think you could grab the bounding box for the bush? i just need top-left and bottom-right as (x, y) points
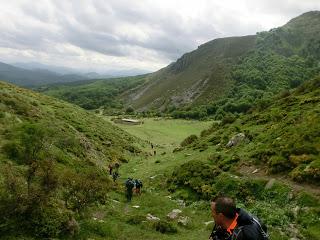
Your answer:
(180, 135), (198, 147)
(168, 160), (221, 199)
(80, 220), (114, 237)
(296, 192), (320, 207)
(153, 220), (177, 234)
(221, 113), (236, 125)
(30, 206), (70, 238)
(61, 168), (111, 211)
(2, 141), (22, 161)
(125, 106), (135, 114)
(268, 155), (292, 173)
(126, 215), (146, 225)
(290, 160), (320, 184)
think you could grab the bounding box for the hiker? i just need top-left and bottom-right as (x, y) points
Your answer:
(112, 171), (119, 182)
(151, 143), (154, 149)
(125, 178), (135, 202)
(114, 162), (120, 171)
(108, 163), (113, 175)
(134, 179), (143, 195)
(209, 196), (268, 240)
(154, 150), (156, 156)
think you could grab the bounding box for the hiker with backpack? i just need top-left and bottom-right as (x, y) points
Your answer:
(125, 178), (135, 202)
(112, 171), (119, 182)
(134, 179), (143, 195)
(209, 196), (268, 240)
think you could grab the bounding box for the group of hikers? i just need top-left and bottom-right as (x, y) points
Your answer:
(107, 162), (143, 202)
(125, 177), (143, 202)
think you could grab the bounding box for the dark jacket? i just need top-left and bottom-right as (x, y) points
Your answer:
(209, 208), (268, 240)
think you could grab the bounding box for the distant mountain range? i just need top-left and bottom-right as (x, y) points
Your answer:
(0, 62), (90, 87)
(0, 61), (149, 87)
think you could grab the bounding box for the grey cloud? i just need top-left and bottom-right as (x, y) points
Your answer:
(2, 0), (320, 72)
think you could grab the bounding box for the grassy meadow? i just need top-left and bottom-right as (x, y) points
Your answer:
(108, 117), (212, 149)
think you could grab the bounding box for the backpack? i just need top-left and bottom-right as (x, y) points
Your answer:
(135, 179), (142, 188)
(231, 216), (269, 240)
(252, 217), (269, 240)
(125, 179), (134, 189)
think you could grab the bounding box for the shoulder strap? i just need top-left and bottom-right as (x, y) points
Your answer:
(252, 217), (269, 240)
(231, 226), (244, 240)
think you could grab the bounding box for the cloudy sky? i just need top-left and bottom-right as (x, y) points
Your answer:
(1, 0), (320, 73)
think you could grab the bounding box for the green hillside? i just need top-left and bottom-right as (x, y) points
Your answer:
(164, 76), (320, 239)
(172, 76), (320, 186)
(0, 81), (140, 238)
(131, 11), (320, 113)
(39, 75), (148, 113)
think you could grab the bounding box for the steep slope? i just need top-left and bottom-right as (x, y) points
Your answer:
(0, 81), (140, 238)
(128, 35), (256, 110)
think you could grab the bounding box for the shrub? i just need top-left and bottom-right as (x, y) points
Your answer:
(125, 106), (135, 114)
(297, 192), (320, 207)
(180, 135), (198, 147)
(153, 220), (177, 234)
(208, 135), (221, 145)
(168, 160), (221, 198)
(61, 168), (111, 211)
(268, 155), (292, 173)
(80, 220), (114, 237)
(221, 113), (236, 125)
(126, 215), (146, 225)
(30, 206), (70, 238)
(2, 141), (23, 161)
(290, 160), (320, 184)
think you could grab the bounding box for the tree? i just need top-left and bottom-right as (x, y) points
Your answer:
(125, 106), (135, 114)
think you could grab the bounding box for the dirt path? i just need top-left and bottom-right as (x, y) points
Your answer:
(238, 164), (320, 196)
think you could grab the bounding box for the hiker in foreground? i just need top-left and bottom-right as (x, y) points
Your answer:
(125, 178), (135, 202)
(209, 196), (268, 240)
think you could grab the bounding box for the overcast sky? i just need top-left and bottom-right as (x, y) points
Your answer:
(1, 0), (320, 73)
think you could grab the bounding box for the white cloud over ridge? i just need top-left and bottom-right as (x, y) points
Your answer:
(0, 0), (319, 73)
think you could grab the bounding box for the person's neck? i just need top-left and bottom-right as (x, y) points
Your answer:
(223, 213), (239, 231)
(222, 218), (234, 230)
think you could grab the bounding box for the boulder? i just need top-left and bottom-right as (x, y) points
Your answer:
(177, 216), (190, 226)
(226, 133), (246, 147)
(167, 209), (182, 220)
(146, 213), (160, 221)
(265, 178), (276, 189)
